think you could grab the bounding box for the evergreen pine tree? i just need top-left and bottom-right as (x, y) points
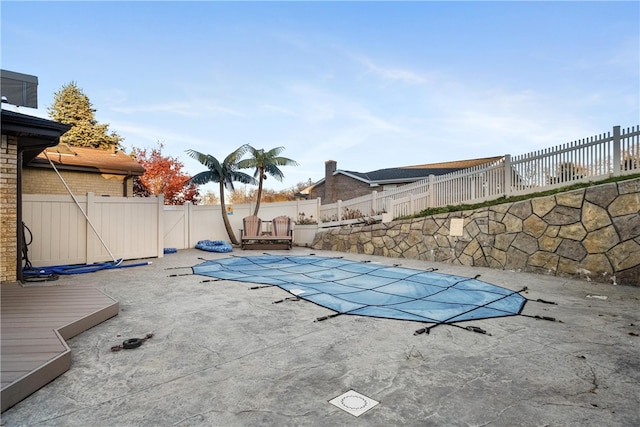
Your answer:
(48, 82), (123, 150)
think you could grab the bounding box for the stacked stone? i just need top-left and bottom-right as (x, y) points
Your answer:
(312, 178), (640, 286)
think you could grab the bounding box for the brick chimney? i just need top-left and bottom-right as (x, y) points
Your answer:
(324, 160), (337, 204)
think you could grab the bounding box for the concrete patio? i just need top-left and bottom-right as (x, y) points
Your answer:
(1, 247), (639, 426)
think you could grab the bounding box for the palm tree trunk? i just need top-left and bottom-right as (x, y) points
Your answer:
(219, 181), (239, 245)
(252, 167), (264, 216)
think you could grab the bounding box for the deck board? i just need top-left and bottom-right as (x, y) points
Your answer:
(1, 282), (119, 412)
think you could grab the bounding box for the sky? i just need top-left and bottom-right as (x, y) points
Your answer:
(2, 1), (638, 194)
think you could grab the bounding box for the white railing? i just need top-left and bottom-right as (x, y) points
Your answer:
(507, 125), (639, 195)
(318, 192), (382, 222)
(429, 158), (506, 207)
(318, 125), (639, 223)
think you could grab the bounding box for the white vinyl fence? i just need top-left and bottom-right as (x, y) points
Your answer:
(163, 198), (321, 249)
(319, 125), (640, 221)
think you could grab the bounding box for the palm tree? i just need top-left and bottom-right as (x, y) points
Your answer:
(237, 146), (298, 216)
(186, 145), (257, 245)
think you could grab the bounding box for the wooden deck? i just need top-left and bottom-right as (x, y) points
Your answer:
(1, 282), (119, 412)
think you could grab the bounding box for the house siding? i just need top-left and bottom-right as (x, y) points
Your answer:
(22, 168), (133, 197)
(1, 135), (18, 282)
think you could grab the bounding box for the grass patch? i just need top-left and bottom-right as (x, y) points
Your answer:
(400, 173), (640, 220)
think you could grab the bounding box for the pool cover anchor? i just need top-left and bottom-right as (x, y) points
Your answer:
(315, 313), (342, 322)
(465, 325), (491, 335)
(273, 297), (300, 304)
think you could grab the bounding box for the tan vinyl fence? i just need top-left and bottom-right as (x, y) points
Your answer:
(22, 195), (321, 267)
(22, 193), (165, 266)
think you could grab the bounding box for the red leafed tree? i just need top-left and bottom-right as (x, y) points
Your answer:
(132, 142), (199, 205)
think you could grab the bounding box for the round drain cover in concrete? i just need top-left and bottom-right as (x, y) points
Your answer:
(329, 390), (379, 417)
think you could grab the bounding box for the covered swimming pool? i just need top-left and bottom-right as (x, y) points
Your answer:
(192, 255), (528, 334)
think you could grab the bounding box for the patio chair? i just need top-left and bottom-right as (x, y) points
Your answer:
(271, 215), (293, 249)
(240, 215), (292, 250)
(240, 215), (262, 249)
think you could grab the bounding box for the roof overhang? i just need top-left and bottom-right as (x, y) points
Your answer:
(27, 143), (146, 176)
(334, 170), (433, 187)
(368, 177), (431, 186)
(1, 108), (71, 163)
(26, 160), (145, 176)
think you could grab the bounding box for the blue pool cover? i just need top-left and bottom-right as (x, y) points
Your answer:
(192, 255), (527, 330)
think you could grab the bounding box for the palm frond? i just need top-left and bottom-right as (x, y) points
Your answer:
(230, 171), (258, 186)
(263, 164), (285, 181)
(223, 144), (250, 167)
(265, 146), (285, 157)
(273, 156), (299, 167)
(186, 149), (222, 172)
(237, 158), (257, 170)
(189, 170), (220, 185)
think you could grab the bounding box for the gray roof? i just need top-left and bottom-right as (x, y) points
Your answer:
(339, 156), (504, 185)
(305, 156), (504, 192)
(343, 166), (469, 183)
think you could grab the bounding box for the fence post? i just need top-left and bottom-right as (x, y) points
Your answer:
(470, 176), (476, 200)
(157, 195), (165, 258)
(188, 202), (196, 248)
(613, 125), (621, 177)
(428, 174), (435, 207)
(371, 191), (377, 216)
(184, 200), (191, 250)
(337, 200), (342, 222)
(316, 197), (321, 222)
(86, 192), (96, 264)
(386, 198), (395, 219)
(503, 154), (512, 197)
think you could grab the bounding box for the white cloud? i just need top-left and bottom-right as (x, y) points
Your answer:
(355, 55), (429, 85)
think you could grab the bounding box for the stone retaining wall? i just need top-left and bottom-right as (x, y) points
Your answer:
(312, 178), (640, 286)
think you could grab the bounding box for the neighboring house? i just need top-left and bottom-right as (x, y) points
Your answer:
(1, 103), (70, 283)
(24, 143), (145, 197)
(308, 157), (503, 205)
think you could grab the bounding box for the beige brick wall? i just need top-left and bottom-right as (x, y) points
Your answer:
(22, 168), (134, 197)
(1, 135), (18, 283)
